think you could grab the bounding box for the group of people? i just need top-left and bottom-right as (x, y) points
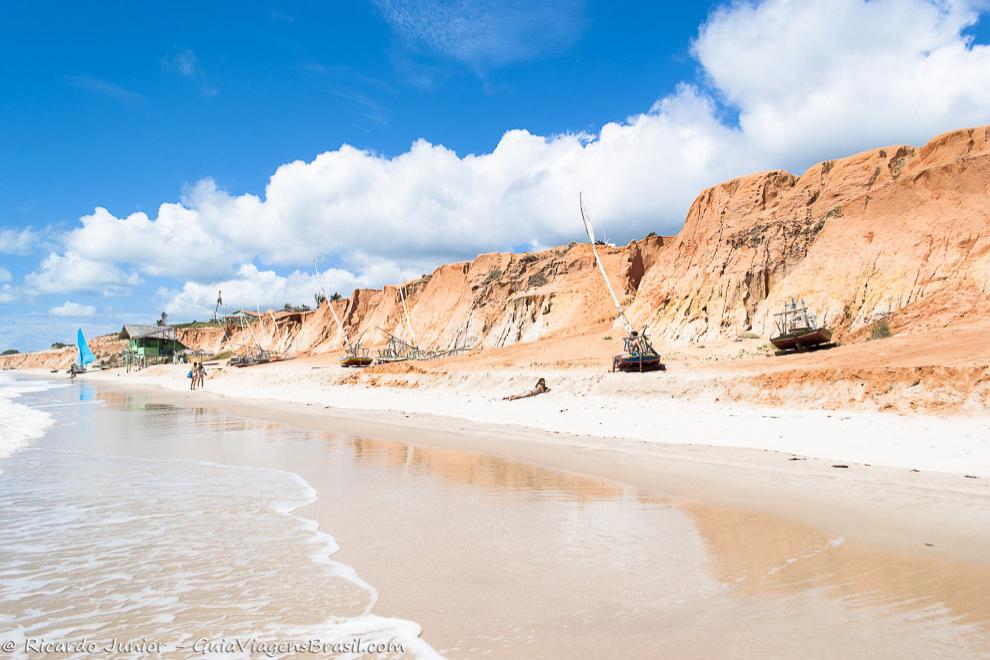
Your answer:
(189, 362), (207, 390)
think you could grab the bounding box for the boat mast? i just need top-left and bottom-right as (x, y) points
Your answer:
(242, 305), (264, 354)
(313, 258), (354, 352)
(580, 193), (634, 335)
(267, 310), (280, 349)
(398, 283), (418, 350)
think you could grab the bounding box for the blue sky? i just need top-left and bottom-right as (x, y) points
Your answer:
(1, 2), (706, 231)
(2, 0), (989, 351)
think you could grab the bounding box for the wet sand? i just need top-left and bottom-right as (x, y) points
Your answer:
(37, 378), (990, 658)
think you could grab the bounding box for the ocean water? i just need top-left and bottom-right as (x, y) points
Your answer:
(0, 373), (64, 465)
(1, 372), (988, 658)
(0, 373), (437, 658)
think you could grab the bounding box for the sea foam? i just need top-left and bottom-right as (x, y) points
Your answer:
(0, 439), (441, 658)
(0, 373), (61, 464)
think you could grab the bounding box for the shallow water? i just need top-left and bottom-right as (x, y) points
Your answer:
(1, 374), (988, 658)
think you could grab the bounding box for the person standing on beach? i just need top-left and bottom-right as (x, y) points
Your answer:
(197, 363), (206, 390)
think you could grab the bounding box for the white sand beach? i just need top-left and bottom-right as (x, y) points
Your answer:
(20, 365), (990, 657)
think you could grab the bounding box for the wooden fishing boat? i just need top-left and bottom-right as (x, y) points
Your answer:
(233, 357), (270, 368)
(613, 352), (666, 372)
(230, 349), (272, 368)
(770, 327), (833, 352)
(770, 299), (835, 354)
(339, 338), (373, 368)
(611, 333), (666, 372)
(580, 194), (666, 374)
(340, 355), (373, 368)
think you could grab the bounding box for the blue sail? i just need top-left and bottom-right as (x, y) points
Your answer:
(77, 329), (96, 366)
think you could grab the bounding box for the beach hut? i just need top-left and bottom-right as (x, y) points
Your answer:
(119, 325), (188, 366)
(223, 309), (260, 323)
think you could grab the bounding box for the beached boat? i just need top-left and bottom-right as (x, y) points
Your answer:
(770, 299), (835, 353)
(69, 328), (97, 375)
(313, 259), (375, 369)
(230, 348), (273, 368)
(611, 332), (665, 372)
(580, 194), (666, 373)
(340, 338), (373, 368)
(340, 355), (374, 368)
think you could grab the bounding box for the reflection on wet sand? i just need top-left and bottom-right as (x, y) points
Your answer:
(347, 436), (626, 502)
(683, 504), (990, 630)
(81, 386), (990, 652)
(96, 389), (256, 433)
(345, 436), (990, 635)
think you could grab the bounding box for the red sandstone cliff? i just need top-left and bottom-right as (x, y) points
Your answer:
(168, 237), (666, 357)
(627, 125), (990, 342)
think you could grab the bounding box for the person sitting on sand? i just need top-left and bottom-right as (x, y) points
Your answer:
(503, 377), (550, 401)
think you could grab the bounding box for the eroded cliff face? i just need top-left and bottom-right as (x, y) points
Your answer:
(626, 126), (990, 342)
(320, 238), (665, 353)
(168, 237), (666, 357)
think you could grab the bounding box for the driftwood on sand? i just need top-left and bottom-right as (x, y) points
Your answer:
(504, 378), (550, 401)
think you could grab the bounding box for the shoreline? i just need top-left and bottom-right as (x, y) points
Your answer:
(49, 367), (990, 568)
(55, 358), (990, 476)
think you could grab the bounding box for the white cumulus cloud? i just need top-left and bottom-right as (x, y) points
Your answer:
(0, 227), (38, 254)
(694, 0), (990, 167)
(51, 84), (748, 291)
(65, 205), (244, 279)
(26, 252), (142, 295)
(49, 301), (97, 317)
(158, 258), (415, 317)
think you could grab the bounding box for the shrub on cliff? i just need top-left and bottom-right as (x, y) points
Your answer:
(869, 318), (892, 340)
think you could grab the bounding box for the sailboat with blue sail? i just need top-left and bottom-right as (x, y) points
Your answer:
(72, 328), (96, 374)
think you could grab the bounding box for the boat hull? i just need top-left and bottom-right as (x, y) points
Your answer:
(233, 359), (269, 368)
(770, 327), (833, 352)
(613, 354), (666, 373)
(340, 356), (373, 368)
